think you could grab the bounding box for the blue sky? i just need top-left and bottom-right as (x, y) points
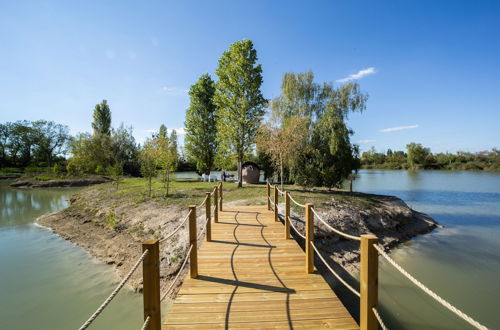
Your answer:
(1, 0), (499, 153)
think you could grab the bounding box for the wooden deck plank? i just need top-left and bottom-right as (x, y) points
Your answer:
(163, 205), (358, 329)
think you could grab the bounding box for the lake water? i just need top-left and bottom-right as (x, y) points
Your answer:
(0, 181), (142, 330)
(348, 170), (500, 330)
(1, 171), (498, 329)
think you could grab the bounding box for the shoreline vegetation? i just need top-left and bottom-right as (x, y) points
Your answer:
(361, 144), (500, 172)
(35, 177), (437, 295)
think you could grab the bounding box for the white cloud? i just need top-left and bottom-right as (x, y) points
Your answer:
(380, 125), (419, 133)
(357, 139), (376, 144)
(161, 86), (188, 95)
(337, 67), (376, 83)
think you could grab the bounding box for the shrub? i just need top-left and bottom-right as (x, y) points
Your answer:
(105, 212), (117, 229)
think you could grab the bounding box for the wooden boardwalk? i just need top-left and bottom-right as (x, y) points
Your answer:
(163, 205), (359, 329)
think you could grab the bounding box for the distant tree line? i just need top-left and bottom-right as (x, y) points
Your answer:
(361, 143), (500, 171)
(0, 120), (70, 169)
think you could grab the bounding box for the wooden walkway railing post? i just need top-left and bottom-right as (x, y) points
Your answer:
(214, 188), (218, 223)
(360, 234), (378, 330)
(285, 191), (291, 239)
(142, 239), (161, 330)
(267, 182), (271, 210)
(219, 182), (223, 211)
(205, 192), (211, 242)
(274, 185), (278, 222)
(189, 205), (198, 278)
(305, 203), (314, 274)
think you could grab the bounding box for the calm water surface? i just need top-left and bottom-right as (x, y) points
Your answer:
(0, 181), (142, 330)
(348, 170), (500, 330)
(1, 171), (498, 329)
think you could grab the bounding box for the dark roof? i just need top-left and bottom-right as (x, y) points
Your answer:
(242, 161), (260, 169)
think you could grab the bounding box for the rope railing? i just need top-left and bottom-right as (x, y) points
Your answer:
(160, 244), (193, 302)
(373, 244), (488, 330)
(159, 210), (191, 243)
(311, 207), (361, 241)
(196, 194), (208, 208)
(197, 217), (210, 240)
(288, 217), (306, 239)
(140, 316), (151, 330)
(288, 194), (306, 208)
(79, 249), (150, 330)
(372, 307), (388, 330)
(310, 241), (360, 297)
(276, 186), (285, 196)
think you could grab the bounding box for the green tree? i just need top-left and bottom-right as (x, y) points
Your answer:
(32, 120), (70, 167)
(214, 40), (266, 187)
(92, 100), (112, 136)
(185, 74), (218, 175)
(140, 139), (157, 197)
(406, 142), (430, 168)
(154, 127), (179, 196)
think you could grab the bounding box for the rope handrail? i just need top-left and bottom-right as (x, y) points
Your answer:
(311, 207), (361, 241)
(276, 186), (285, 196)
(79, 249), (149, 330)
(288, 194), (306, 208)
(197, 217), (210, 240)
(197, 194), (208, 208)
(160, 244), (193, 302)
(373, 244), (488, 330)
(310, 241), (360, 297)
(140, 316), (151, 330)
(372, 307), (388, 330)
(159, 210), (192, 243)
(288, 217), (306, 239)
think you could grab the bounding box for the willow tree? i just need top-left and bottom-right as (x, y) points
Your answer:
(185, 74), (218, 175)
(270, 71), (367, 189)
(214, 40), (266, 187)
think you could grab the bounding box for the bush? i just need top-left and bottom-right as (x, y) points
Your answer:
(105, 212), (117, 229)
(67, 161), (78, 176)
(95, 165), (105, 175)
(52, 164), (64, 175)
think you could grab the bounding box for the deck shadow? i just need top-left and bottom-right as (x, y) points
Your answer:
(211, 239), (276, 248)
(195, 275), (296, 293)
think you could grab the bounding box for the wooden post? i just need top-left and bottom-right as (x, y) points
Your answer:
(285, 192), (291, 239)
(274, 185), (278, 222)
(219, 182), (223, 211)
(142, 240), (161, 330)
(189, 205), (198, 278)
(360, 234), (378, 330)
(305, 203), (314, 274)
(214, 188), (218, 223)
(267, 182), (271, 210)
(205, 192), (211, 242)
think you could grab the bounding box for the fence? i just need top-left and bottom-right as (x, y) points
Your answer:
(78, 182), (224, 330)
(266, 182), (488, 330)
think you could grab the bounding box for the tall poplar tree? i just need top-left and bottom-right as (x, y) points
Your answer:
(184, 74), (218, 175)
(92, 100), (111, 136)
(214, 40), (266, 187)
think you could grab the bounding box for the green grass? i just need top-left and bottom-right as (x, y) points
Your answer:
(90, 177), (381, 211)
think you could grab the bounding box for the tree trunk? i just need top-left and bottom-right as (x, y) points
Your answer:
(237, 158), (242, 188)
(279, 154), (284, 192)
(166, 171), (170, 197)
(148, 176), (152, 197)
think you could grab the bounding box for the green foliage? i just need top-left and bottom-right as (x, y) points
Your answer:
(66, 160), (78, 176)
(154, 127), (179, 196)
(95, 165), (105, 175)
(406, 143), (431, 168)
(105, 211), (117, 229)
(214, 39), (266, 187)
(263, 71), (367, 189)
(185, 74), (218, 175)
(139, 139), (157, 197)
(52, 163), (64, 175)
(92, 100), (111, 136)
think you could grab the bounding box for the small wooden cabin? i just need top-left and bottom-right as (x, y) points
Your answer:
(242, 161), (260, 184)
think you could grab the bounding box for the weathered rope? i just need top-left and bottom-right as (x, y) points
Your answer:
(310, 241), (360, 297)
(372, 307), (388, 330)
(197, 195), (208, 208)
(288, 194), (306, 208)
(79, 249), (149, 330)
(374, 244), (488, 330)
(160, 244), (193, 302)
(159, 210), (191, 243)
(288, 217), (306, 239)
(311, 208), (361, 241)
(140, 316), (151, 330)
(276, 187), (285, 196)
(197, 217), (210, 240)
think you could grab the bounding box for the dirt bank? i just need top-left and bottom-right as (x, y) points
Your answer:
(10, 177), (110, 188)
(37, 184), (438, 299)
